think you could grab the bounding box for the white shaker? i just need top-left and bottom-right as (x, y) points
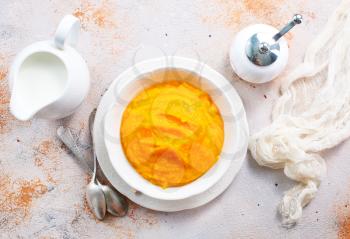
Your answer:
(230, 14), (303, 83)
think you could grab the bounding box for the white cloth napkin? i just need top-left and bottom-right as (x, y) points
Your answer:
(249, 0), (350, 227)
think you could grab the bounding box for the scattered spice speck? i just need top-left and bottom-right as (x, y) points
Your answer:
(336, 199), (350, 239)
(264, 94), (267, 99)
(0, 82), (10, 105)
(127, 203), (159, 226)
(0, 108), (15, 134)
(0, 68), (8, 81)
(73, 0), (117, 30)
(34, 157), (43, 167)
(0, 174), (48, 221)
(243, 0), (287, 25)
(37, 140), (55, 155)
(201, 0), (302, 32)
(338, 214), (350, 239)
(0, 63), (9, 105)
(0, 55), (14, 134)
(33, 139), (64, 185)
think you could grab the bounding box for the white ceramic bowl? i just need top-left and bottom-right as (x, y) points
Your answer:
(103, 56), (246, 201)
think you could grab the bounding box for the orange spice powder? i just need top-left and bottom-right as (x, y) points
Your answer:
(73, 0), (117, 30)
(0, 174), (48, 218)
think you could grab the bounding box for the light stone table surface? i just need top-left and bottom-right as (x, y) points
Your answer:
(1, 0), (349, 238)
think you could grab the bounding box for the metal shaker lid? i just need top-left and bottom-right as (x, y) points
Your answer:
(245, 14), (303, 66)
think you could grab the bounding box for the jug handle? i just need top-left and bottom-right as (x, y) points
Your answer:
(54, 15), (80, 50)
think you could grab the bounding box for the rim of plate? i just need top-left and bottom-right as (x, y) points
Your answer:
(103, 56), (247, 201)
(94, 70), (249, 211)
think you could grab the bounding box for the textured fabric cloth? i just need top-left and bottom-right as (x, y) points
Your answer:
(249, 0), (350, 227)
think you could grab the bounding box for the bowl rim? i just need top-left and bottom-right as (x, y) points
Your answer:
(103, 56), (247, 201)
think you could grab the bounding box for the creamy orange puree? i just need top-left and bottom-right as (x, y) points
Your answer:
(120, 72), (224, 188)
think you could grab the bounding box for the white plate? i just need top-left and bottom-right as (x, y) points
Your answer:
(94, 58), (249, 211)
(103, 57), (242, 200)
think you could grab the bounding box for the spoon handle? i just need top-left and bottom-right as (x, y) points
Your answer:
(57, 126), (94, 173)
(88, 109), (99, 183)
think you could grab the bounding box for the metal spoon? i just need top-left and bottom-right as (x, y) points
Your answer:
(88, 109), (128, 217)
(57, 125), (129, 218)
(86, 152), (107, 220)
(57, 125), (106, 220)
(57, 110), (128, 218)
